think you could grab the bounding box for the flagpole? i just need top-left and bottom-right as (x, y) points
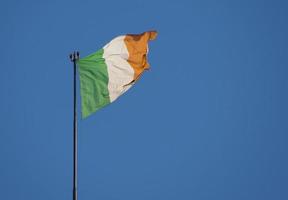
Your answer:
(70, 51), (79, 200)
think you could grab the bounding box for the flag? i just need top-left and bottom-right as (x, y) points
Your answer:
(77, 31), (157, 118)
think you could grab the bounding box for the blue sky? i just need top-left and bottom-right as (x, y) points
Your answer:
(1, 0), (288, 199)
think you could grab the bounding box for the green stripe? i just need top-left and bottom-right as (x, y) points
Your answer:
(77, 49), (110, 118)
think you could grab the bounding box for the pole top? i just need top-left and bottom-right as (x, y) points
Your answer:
(70, 51), (80, 62)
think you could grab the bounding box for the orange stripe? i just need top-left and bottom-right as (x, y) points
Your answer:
(124, 31), (157, 81)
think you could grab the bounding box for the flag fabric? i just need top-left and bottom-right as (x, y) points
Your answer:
(77, 31), (157, 118)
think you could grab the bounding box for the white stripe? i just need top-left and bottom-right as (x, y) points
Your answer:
(103, 36), (134, 102)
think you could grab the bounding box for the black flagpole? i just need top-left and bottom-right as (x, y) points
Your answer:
(70, 51), (79, 200)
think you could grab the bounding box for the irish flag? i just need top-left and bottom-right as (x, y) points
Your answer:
(77, 31), (157, 118)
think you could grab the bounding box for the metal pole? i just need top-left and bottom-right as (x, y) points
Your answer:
(70, 51), (79, 200)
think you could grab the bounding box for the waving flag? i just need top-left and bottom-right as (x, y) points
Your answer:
(77, 31), (157, 118)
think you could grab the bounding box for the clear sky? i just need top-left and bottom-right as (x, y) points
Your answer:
(1, 0), (288, 199)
